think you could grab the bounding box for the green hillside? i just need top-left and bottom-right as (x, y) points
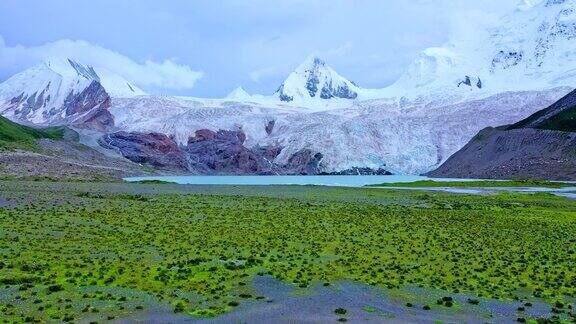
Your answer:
(509, 89), (576, 132)
(536, 105), (576, 132)
(0, 116), (64, 150)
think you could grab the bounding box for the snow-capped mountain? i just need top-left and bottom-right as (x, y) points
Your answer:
(264, 0), (576, 107)
(491, 0), (576, 83)
(0, 0), (575, 174)
(275, 56), (359, 103)
(393, 0), (576, 98)
(0, 58), (144, 127)
(109, 87), (567, 174)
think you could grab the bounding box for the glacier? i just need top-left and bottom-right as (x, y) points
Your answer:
(0, 0), (575, 174)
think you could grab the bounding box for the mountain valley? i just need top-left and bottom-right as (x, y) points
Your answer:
(1, 0), (575, 177)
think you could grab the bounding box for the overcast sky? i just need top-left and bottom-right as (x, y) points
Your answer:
(0, 0), (521, 97)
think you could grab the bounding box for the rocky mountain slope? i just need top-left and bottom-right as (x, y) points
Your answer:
(428, 89), (576, 180)
(0, 115), (152, 181)
(0, 0), (575, 175)
(108, 87), (567, 174)
(99, 129), (328, 175)
(0, 58), (143, 130)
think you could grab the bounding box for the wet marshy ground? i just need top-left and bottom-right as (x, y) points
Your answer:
(0, 180), (574, 322)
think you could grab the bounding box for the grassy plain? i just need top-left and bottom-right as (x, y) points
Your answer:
(368, 179), (574, 188)
(0, 181), (575, 322)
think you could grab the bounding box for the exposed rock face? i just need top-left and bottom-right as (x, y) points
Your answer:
(265, 120), (275, 135)
(184, 130), (327, 175)
(457, 76), (482, 89)
(0, 60), (116, 131)
(491, 51), (524, 72)
(284, 149), (323, 175)
(64, 81), (106, 116)
(99, 132), (188, 171)
(4, 80), (113, 131)
(186, 129), (271, 174)
(254, 145), (282, 162)
(100, 128), (392, 175)
(77, 108), (114, 132)
(66, 82), (114, 131)
(429, 89), (576, 180)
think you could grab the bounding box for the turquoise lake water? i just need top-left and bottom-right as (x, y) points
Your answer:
(124, 175), (472, 187)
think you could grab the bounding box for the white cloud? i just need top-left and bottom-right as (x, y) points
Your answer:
(249, 66), (279, 83)
(0, 1), (522, 96)
(0, 36), (203, 91)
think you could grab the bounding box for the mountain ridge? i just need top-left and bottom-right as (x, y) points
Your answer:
(1, 1), (575, 175)
(428, 89), (576, 180)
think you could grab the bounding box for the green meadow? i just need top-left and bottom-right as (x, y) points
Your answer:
(0, 181), (575, 322)
(0, 116), (64, 151)
(368, 179), (575, 188)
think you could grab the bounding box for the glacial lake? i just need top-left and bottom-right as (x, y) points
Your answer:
(124, 175), (473, 187)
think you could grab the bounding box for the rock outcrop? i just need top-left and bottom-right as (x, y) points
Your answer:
(185, 129), (273, 174)
(428, 89), (576, 180)
(66, 81), (114, 131)
(284, 149), (324, 175)
(99, 132), (188, 171)
(100, 128), (392, 175)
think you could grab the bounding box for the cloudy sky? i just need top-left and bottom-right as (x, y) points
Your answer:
(0, 0), (521, 97)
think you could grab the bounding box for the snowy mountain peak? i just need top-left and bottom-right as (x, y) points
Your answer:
(275, 55), (359, 102)
(298, 55), (327, 71)
(42, 57), (145, 97)
(389, 0), (576, 99)
(226, 86), (251, 100)
(489, 0), (576, 80)
(44, 58), (101, 82)
(0, 58), (145, 126)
